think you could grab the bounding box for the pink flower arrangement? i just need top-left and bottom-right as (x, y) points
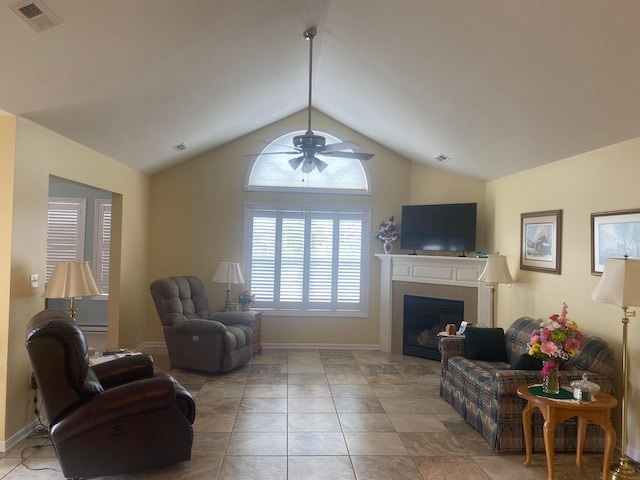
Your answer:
(238, 289), (255, 306)
(527, 303), (583, 367)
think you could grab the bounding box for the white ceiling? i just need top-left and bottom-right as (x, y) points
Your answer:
(1, 0), (639, 180)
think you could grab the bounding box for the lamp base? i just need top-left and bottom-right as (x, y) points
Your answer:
(224, 288), (232, 312)
(610, 458), (640, 480)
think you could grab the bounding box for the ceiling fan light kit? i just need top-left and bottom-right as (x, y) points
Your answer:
(276, 27), (373, 174)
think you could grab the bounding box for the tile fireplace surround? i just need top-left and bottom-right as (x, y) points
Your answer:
(376, 255), (490, 353)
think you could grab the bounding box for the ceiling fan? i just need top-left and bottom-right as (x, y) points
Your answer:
(264, 27), (374, 173)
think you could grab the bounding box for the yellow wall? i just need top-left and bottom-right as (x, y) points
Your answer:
(0, 114), (16, 441)
(147, 109), (487, 346)
(2, 117), (149, 443)
(486, 136), (640, 456)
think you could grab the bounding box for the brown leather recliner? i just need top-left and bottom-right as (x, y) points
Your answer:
(25, 310), (195, 479)
(150, 275), (254, 373)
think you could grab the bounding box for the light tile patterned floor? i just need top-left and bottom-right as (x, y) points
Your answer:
(2, 348), (628, 479)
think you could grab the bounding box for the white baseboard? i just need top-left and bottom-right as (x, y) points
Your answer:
(78, 325), (107, 333)
(136, 341), (381, 351)
(627, 443), (640, 463)
(136, 341), (166, 351)
(263, 343), (380, 350)
(1, 419), (40, 453)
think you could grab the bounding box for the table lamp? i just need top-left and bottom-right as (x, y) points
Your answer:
(478, 254), (514, 327)
(591, 256), (640, 480)
(43, 261), (104, 321)
(212, 262), (245, 311)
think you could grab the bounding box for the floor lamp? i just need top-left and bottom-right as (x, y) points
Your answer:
(212, 262), (245, 311)
(478, 254), (514, 327)
(43, 261), (104, 321)
(591, 256), (640, 480)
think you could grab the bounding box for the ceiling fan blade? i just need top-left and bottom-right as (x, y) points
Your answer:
(253, 150), (301, 156)
(318, 151), (374, 160)
(289, 156), (304, 170)
(316, 159), (328, 172)
(322, 141), (360, 152)
(301, 159), (316, 173)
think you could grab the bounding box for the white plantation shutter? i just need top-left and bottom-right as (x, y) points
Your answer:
(338, 217), (362, 303)
(93, 200), (111, 294)
(246, 206), (369, 314)
(46, 198), (86, 282)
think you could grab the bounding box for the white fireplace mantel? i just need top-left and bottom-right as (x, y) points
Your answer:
(376, 254), (490, 352)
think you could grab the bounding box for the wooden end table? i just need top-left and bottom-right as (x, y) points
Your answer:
(516, 384), (617, 480)
(250, 311), (262, 354)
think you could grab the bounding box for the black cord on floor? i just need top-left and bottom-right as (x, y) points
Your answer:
(20, 443), (62, 474)
(28, 378), (50, 439)
(19, 377), (61, 474)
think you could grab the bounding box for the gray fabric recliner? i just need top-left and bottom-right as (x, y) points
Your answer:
(150, 275), (253, 373)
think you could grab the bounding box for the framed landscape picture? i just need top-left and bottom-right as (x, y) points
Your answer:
(591, 208), (640, 275)
(520, 210), (562, 274)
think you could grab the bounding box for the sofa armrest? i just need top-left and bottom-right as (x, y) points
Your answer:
(51, 375), (189, 443)
(169, 318), (228, 335)
(209, 311), (254, 326)
(493, 369), (615, 396)
(439, 336), (465, 373)
(91, 354), (154, 389)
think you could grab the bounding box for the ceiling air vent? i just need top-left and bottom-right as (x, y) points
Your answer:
(172, 143), (189, 152)
(9, 0), (61, 33)
(434, 153), (451, 163)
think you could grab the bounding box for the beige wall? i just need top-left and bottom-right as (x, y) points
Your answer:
(486, 136), (640, 457)
(0, 114), (16, 441)
(1, 117), (149, 443)
(147, 109), (486, 346)
(409, 164), (487, 251)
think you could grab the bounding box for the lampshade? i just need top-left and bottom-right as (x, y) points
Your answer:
(212, 262), (245, 286)
(478, 255), (514, 284)
(43, 261), (103, 299)
(591, 257), (640, 307)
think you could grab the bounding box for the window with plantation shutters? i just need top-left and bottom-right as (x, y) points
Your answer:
(46, 198), (86, 282)
(245, 205), (369, 315)
(93, 199), (111, 295)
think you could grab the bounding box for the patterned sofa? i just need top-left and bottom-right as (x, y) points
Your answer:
(439, 316), (615, 452)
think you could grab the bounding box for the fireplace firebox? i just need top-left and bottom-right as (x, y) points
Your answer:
(403, 295), (464, 360)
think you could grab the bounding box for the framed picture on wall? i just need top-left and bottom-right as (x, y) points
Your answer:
(591, 208), (640, 275)
(520, 210), (562, 274)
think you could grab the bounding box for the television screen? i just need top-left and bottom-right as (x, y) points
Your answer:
(400, 203), (477, 253)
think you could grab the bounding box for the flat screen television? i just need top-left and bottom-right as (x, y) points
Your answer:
(400, 203), (477, 254)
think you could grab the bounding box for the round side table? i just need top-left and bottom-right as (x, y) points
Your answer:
(516, 384), (617, 480)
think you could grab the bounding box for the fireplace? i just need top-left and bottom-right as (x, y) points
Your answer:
(403, 295), (464, 360)
(376, 255), (489, 352)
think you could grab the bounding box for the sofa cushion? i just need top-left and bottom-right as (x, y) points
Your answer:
(509, 353), (543, 370)
(464, 327), (508, 362)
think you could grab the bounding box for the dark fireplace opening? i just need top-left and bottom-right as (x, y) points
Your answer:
(403, 295), (464, 360)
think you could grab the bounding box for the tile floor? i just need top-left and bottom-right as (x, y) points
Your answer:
(3, 348), (627, 479)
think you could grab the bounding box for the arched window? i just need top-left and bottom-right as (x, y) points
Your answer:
(246, 130), (371, 194)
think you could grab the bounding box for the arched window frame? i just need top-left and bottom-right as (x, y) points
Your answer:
(245, 129), (372, 195)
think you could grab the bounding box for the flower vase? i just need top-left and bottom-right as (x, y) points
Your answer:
(542, 362), (560, 394)
(383, 240), (392, 254)
(242, 303), (251, 311)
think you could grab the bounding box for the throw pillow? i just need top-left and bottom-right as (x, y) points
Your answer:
(464, 326), (508, 362)
(509, 353), (543, 370)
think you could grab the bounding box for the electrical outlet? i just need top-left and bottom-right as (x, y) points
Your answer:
(30, 274), (38, 288)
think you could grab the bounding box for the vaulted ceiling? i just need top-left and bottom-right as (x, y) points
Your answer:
(1, 0), (639, 180)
